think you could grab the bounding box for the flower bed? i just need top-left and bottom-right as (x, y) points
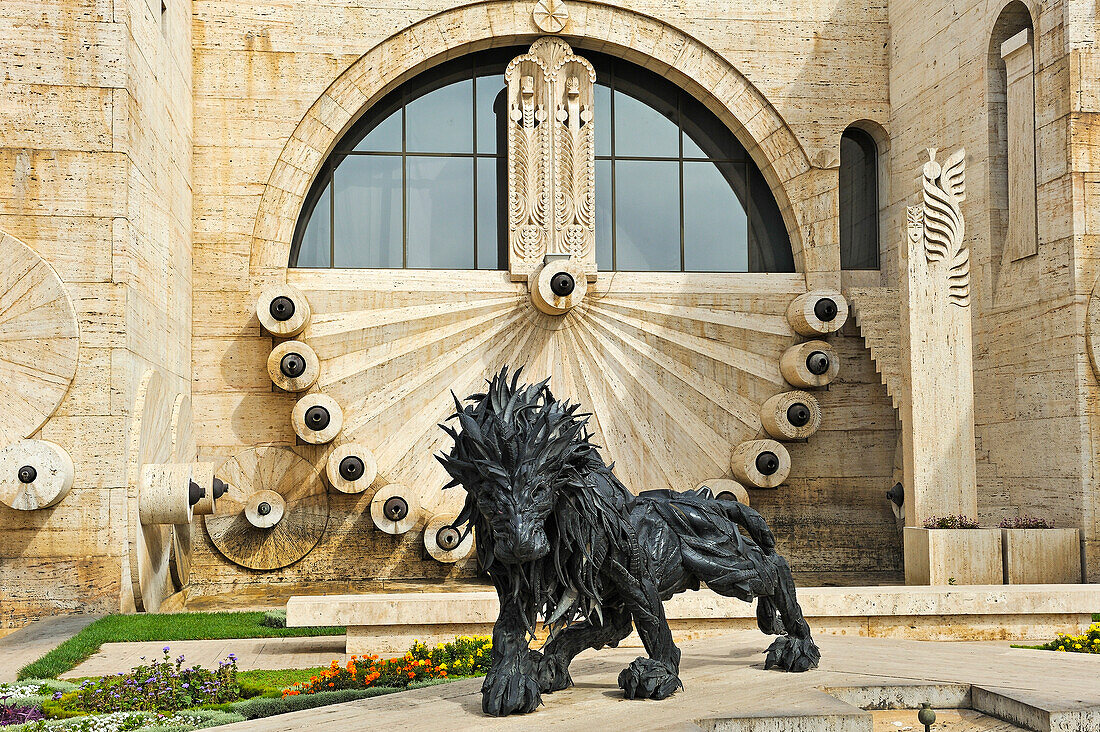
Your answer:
(51, 649), (239, 716)
(284, 636), (492, 697)
(1040, 622), (1100, 654)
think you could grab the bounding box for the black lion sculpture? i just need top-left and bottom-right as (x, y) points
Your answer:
(438, 367), (819, 717)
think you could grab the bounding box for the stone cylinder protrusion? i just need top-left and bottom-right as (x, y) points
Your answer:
(530, 256), (587, 315)
(139, 463), (195, 525)
(370, 483), (421, 535)
(0, 440), (74, 511)
(696, 478), (749, 506)
(730, 439), (791, 489)
(760, 391), (822, 440)
(267, 340), (320, 392)
(245, 489), (286, 528)
(780, 340), (840, 388)
(324, 442), (378, 494)
(786, 291), (848, 336)
(424, 514), (474, 563)
(291, 393), (343, 444)
(256, 285), (311, 337)
(189, 462), (230, 516)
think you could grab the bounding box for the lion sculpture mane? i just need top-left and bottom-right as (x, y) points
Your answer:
(438, 367), (820, 717)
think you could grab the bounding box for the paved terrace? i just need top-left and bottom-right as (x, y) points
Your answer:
(211, 631), (1100, 731)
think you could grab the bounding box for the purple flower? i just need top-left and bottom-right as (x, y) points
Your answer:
(163, 646), (170, 653)
(52, 692), (63, 700)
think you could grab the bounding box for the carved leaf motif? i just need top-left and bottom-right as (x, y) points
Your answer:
(921, 148), (969, 307)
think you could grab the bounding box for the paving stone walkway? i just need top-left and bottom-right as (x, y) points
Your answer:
(208, 631), (1100, 731)
(0, 615), (101, 682)
(61, 636), (348, 679)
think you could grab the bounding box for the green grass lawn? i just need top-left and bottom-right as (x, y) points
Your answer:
(236, 667), (327, 695)
(18, 612), (345, 681)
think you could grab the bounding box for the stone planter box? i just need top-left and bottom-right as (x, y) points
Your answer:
(904, 528), (1003, 585)
(1001, 528), (1082, 584)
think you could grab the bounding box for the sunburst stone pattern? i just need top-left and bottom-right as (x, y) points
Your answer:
(288, 269), (804, 510)
(0, 232), (79, 441)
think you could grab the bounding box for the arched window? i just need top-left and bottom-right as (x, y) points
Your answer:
(839, 127), (880, 270)
(291, 48), (794, 273)
(988, 2), (1037, 270)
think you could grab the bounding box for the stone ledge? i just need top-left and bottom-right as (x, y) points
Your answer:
(287, 585), (1100, 627)
(287, 585), (1100, 652)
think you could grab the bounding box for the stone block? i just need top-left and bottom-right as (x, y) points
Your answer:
(903, 528), (1003, 585)
(1001, 528), (1082, 584)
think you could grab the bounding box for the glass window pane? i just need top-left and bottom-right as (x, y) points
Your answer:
(477, 157), (503, 269)
(595, 159), (612, 270)
(295, 183), (331, 267)
(684, 162), (748, 272)
(406, 79), (473, 153)
(333, 155), (402, 267)
(353, 111), (402, 152)
(614, 160), (680, 270)
(681, 94), (746, 161)
(594, 83), (611, 156)
(840, 130), (880, 269)
(614, 90), (679, 158)
(477, 74), (505, 154)
(748, 166), (795, 272)
(407, 156), (474, 268)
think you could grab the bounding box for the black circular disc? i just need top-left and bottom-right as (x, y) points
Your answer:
(436, 525), (462, 551)
(383, 496), (409, 521)
(814, 297), (838, 322)
(339, 455), (365, 482)
(550, 272), (575, 297)
(269, 296), (296, 322)
(212, 477), (229, 500)
(715, 490), (738, 502)
(304, 405), (331, 431)
(755, 451), (780, 476)
(280, 353), (306, 378)
(257, 501), (272, 516)
(786, 403), (811, 427)
(188, 479), (205, 506)
(806, 351), (831, 375)
(17, 465), (36, 484)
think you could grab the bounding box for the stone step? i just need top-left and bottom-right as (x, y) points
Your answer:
(846, 287), (904, 410)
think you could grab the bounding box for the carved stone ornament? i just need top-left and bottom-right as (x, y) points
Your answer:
(919, 148), (969, 307)
(533, 0), (569, 33)
(506, 38), (596, 279)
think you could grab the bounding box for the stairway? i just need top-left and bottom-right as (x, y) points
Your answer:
(846, 287), (904, 410)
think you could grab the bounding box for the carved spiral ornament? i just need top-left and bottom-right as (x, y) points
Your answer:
(204, 447), (328, 571)
(0, 232), (80, 440)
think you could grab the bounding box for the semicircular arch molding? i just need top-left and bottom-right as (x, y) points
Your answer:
(248, 0), (821, 285)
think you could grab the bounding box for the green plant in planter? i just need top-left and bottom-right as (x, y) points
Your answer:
(998, 515), (1052, 529)
(922, 515), (980, 529)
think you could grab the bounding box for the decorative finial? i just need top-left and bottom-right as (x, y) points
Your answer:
(533, 0), (569, 33)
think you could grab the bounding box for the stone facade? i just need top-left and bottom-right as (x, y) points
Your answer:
(0, 0), (1096, 626)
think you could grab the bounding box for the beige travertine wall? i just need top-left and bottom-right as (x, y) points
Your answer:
(884, 0), (1099, 579)
(3, 0), (1097, 623)
(187, 0), (900, 596)
(0, 0), (192, 627)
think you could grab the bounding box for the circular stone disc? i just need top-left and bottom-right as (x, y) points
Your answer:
(0, 233), (80, 440)
(204, 446), (328, 571)
(169, 393), (196, 592)
(125, 369), (176, 613)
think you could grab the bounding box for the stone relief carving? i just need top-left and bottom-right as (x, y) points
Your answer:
(533, 0), (569, 33)
(507, 38), (596, 279)
(920, 148), (969, 307)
